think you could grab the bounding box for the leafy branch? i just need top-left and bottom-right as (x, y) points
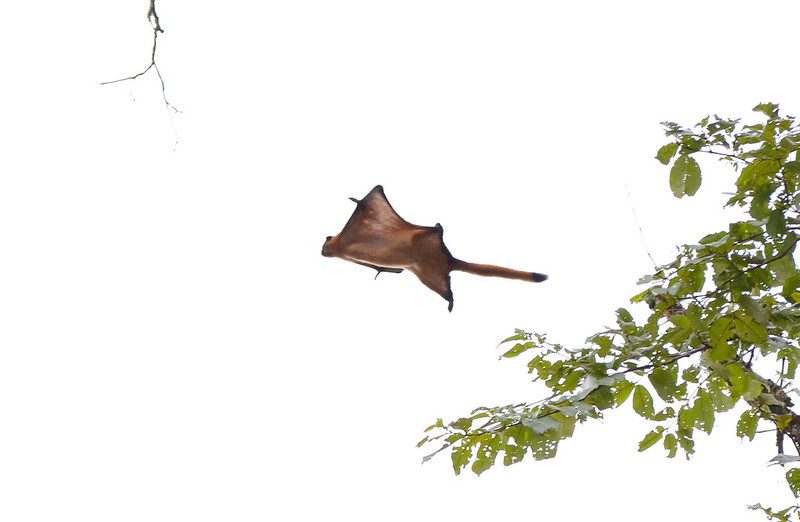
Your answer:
(420, 104), (800, 518)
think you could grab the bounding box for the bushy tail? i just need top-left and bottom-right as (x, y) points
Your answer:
(451, 259), (547, 282)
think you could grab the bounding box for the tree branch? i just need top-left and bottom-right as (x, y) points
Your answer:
(620, 344), (710, 374)
(101, 0), (178, 112)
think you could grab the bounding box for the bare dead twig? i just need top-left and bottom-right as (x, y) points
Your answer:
(101, 0), (179, 113)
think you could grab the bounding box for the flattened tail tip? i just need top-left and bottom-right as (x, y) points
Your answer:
(448, 300), (454, 312)
(531, 272), (548, 282)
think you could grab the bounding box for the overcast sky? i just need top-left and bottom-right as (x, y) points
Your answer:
(3, 1), (800, 520)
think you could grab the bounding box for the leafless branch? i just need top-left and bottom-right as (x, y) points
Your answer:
(101, 0), (178, 113)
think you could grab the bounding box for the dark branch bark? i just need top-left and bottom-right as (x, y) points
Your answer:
(741, 368), (800, 456)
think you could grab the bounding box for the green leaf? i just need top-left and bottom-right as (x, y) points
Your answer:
(783, 273), (800, 301)
(614, 380), (635, 406)
(649, 365), (680, 402)
(734, 314), (767, 344)
(767, 209), (787, 236)
(736, 409), (759, 441)
(783, 161), (800, 174)
(638, 426), (665, 452)
(663, 433), (678, 458)
(529, 431), (559, 460)
(632, 385), (655, 419)
(472, 457), (493, 476)
(451, 445), (472, 475)
(452, 418), (472, 431)
(786, 468), (800, 496)
(753, 102), (779, 118)
(677, 433), (695, 457)
(502, 444), (527, 466)
(682, 366), (701, 383)
(709, 316), (734, 347)
(706, 378), (738, 412)
(502, 342), (534, 358)
(699, 231), (728, 245)
(585, 385), (616, 410)
(652, 406), (676, 421)
(656, 143), (680, 165)
(738, 295), (769, 326)
(616, 307), (634, 324)
(669, 155), (702, 198)
(694, 390), (715, 434)
(424, 418), (444, 432)
(707, 317), (735, 360)
(521, 416), (560, 434)
(769, 256), (796, 285)
(592, 336), (613, 357)
(499, 332), (529, 345)
(776, 414), (793, 430)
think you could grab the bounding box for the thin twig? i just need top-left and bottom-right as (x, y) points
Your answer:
(626, 185), (657, 269)
(101, 0), (179, 113)
(620, 345), (710, 374)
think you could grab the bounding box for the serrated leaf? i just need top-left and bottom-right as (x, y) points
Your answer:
(670, 155), (702, 198)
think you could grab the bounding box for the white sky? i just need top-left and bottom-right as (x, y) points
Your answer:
(2, 1), (800, 520)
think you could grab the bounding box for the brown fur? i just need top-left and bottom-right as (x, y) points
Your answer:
(322, 185), (546, 311)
